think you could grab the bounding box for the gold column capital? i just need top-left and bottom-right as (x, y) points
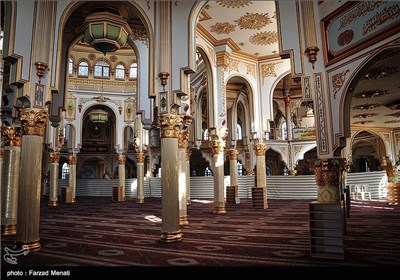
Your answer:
(159, 113), (182, 138)
(136, 152), (145, 163)
(185, 150), (192, 161)
(227, 149), (239, 160)
(210, 139), (224, 155)
(1, 126), (22, 147)
(20, 109), (48, 136)
(254, 143), (266, 156)
(118, 154), (126, 165)
(50, 151), (60, 163)
(68, 155), (77, 165)
(178, 129), (189, 148)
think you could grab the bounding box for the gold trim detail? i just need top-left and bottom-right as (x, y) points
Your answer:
(118, 155), (126, 165)
(160, 230), (183, 243)
(159, 114), (182, 138)
(305, 46), (319, 70)
(249, 31), (278, 46)
(178, 129), (189, 148)
(227, 149), (239, 160)
(213, 206), (227, 214)
(246, 63), (256, 77)
(1, 224), (17, 236)
(136, 198), (144, 204)
(217, 1), (253, 9)
(229, 59), (240, 72)
(1, 126), (22, 147)
(179, 216), (189, 226)
(332, 69), (350, 99)
(20, 109), (48, 136)
(34, 61), (48, 79)
(50, 151), (60, 163)
(69, 155), (77, 165)
(48, 201), (58, 207)
(136, 153), (145, 163)
(261, 62), (281, 84)
(235, 12), (272, 30)
(15, 240), (41, 252)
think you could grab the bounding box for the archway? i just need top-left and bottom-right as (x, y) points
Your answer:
(265, 148), (288, 175)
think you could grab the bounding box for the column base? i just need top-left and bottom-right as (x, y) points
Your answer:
(1, 224), (17, 236)
(226, 186), (239, 205)
(252, 187), (268, 209)
(213, 206), (226, 214)
(179, 216), (189, 226)
(160, 230), (183, 243)
(48, 200), (58, 207)
(136, 198), (144, 204)
(186, 199), (191, 205)
(15, 240), (41, 252)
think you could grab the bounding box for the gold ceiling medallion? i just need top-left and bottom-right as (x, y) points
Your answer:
(210, 22), (236, 35)
(352, 103), (382, 110)
(249, 31), (278, 46)
(352, 89), (389, 99)
(217, 1), (253, 9)
(235, 12), (272, 30)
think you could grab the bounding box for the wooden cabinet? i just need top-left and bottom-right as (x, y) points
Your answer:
(252, 187), (267, 209)
(226, 186), (239, 205)
(309, 201), (344, 259)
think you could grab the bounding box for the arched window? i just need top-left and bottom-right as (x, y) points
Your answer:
(204, 167), (212, 176)
(78, 61), (89, 77)
(94, 60), (110, 78)
(68, 57), (74, 75)
(281, 122), (287, 140)
(129, 62), (138, 79)
(237, 161), (243, 176)
(115, 64), (125, 79)
(203, 129), (209, 141)
(236, 120), (243, 140)
(157, 167), (161, 178)
(62, 163), (70, 179)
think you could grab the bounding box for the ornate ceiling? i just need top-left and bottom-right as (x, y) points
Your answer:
(198, 1), (279, 57)
(350, 51), (400, 129)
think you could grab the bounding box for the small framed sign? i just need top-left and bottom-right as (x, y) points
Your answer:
(34, 83), (45, 108)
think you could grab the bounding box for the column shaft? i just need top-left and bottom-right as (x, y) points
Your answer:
(136, 153), (145, 203)
(118, 154), (126, 201)
(186, 150), (191, 205)
(68, 155), (77, 203)
(16, 110), (47, 251)
(48, 151), (60, 207)
(178, 148), (188, 225)
(253, 141), (268, 209)
(211, 139), (226, 214)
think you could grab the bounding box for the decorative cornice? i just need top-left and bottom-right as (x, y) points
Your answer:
(159, 114), (182, 138)
(254, 143), (266, 156)
(118, 154), (126, 165)
(50, 151), (60, 163)
(136, 152), (145, 163)
(1, 126), (22, 147)
(20, 109), (48, 136)
(69, 155), (77, 165)
(227, 149), (239, 160)
(216, 51), (230, 69)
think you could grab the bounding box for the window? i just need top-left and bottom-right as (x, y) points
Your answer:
(236, 122), (243, 140)
(129, 62), (137, 79)
(203, 129), (209, 140)
(62, 163), (70, 179)
(115, 64), (125, 79)
(78, 61), (89, 76)
(237, 162), (243, 176)
(68, 57), (73, 75)
(94, 61), (110, 78)
(282, 122), (287, 140)
(204, 167), (212, 176)
(157, 167), (161, 178)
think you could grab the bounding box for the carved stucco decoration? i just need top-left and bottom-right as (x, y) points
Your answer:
(216, 1), (253, 9)
(332, 69), (350, 99)
(235, 12), (272, 30)
(211, 22), (236, 35)
(249, 31), (278, 46)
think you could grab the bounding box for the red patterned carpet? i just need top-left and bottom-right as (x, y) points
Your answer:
(2, 197), (400, 276)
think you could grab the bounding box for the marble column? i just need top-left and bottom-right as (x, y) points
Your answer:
(16, 109), (48, 251)
(314, 158), (346, 203)
(136, 152), (145, 203)
(210, 137), (226, 214)
(226, 149), (239, 204)
(118, 154), (126, 201)
(252, 140), (267, 209)
(48, 151), (60, 207)
(1, 126), (22, 236)
(186, 150), (192, 205)
(284, 94), (293, 141)
(178, 129), (189, 225)
(68, 154), (77, 203)
(160, 113), (183, 242)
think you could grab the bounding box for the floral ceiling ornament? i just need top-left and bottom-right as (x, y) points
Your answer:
(235, 12), (272, 30)
(217, 0), (253, 9)
(353, 113), (378, 118)
(210, 22), (236, 35)
(249, 31), (278, 46)
(352, 89), (389, 99)
(352, 103), (382, 110)
(352, 120), (375, 125)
